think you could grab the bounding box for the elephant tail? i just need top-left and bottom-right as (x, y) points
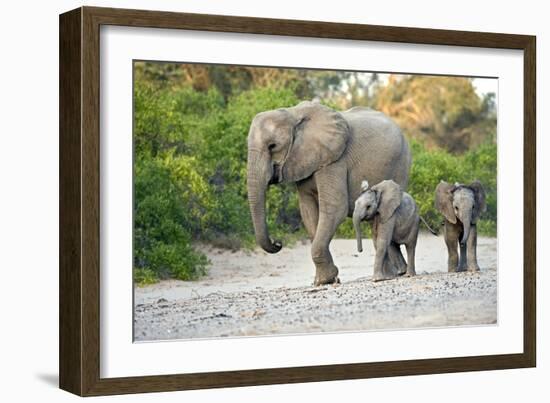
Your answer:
(420, 216), (438, 236)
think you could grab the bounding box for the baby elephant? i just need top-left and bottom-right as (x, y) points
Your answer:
(353, 179), (422, 282)
(435, 180), (486, 273)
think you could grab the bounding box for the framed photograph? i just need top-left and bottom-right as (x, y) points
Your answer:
(59, 6), (536, 396)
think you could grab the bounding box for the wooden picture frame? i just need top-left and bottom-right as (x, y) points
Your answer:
(59, 6), (536, 396)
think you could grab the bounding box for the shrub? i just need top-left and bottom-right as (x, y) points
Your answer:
(133, 84), (304, 283)
(408, 140), (496, 236)
(134, 81), (224, 157)
(133, 268), (158, 287)
(133, 153), (210, 282)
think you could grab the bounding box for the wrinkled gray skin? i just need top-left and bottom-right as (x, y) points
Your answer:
(435, 180), (487, 273)
(247, 101), (411, 285)
(353, 180), (419, 281)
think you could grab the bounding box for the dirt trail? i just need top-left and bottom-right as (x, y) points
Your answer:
(134, 234), (497, 341)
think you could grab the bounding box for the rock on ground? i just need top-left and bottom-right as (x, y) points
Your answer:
(134, 268), (497, 341)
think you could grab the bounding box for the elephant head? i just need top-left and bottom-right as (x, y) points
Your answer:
(435, 180), (486, 245)
(246, 101), (350, 254)
(353, 180), (403, 252)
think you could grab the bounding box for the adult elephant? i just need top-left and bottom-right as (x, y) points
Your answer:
(246, 101), (411, 285)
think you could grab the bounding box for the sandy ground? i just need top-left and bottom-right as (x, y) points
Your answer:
(134, 234), (497, 341)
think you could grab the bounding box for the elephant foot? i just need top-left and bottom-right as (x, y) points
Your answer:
(390, 250), (407, 275)
(398, 266), (413, 276)
(372, 271), (397, 282)
(448, 265), (458, 273)
(397, 260), (407, 275)
(467, 265), (481, 272)
(405, 268), (416, 277)
(381, 257), (399, 277)
(314, 264), (339, 286)
(314, 276), (340, 286)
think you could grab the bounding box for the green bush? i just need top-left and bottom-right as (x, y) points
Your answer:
(408, 140), (497, 236)
(134, 82), (224, 157)
(133, 83), (304, 283)
(133, 153), (210, 283)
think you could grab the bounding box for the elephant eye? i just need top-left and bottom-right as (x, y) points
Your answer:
(268, 143), (277, 151)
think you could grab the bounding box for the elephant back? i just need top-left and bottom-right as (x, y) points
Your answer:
(342, 107), (411, 206)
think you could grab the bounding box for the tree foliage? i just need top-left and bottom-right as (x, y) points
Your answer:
(375, 75), (496, 153)
(133, 75), (302, 284)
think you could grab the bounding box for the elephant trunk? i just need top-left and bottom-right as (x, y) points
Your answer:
(353, 208), (364, 253)
(461, 216), (471, 246)
(247, 150), (282, 254)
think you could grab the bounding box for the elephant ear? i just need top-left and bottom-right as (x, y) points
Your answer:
(435, 181), (457, 224)
(469, 180), (486, 223)
(371, 180), (403, 223)
(283, 101), (350, 182)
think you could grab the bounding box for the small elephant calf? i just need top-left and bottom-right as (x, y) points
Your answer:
(435, 180), (486, 273)
(353, 179), (423, 282)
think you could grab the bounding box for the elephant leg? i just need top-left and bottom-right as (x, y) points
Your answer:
(311, 215), (345, 286)
(389, 243), (407, 275)
(371, 222), (399, 278)
(372, 217), (397, 282)
(371, 221), (378, 250)
(458, 242), (468, 272)
(311, 163), (348, 286)
(405, 223), (419, 277)
(372, 223), (407, 277)
(444, 222), (460, 273)
(466, 224), (481, 272)
(381, 252), (398, 279)
(405, 242), (416, 277)
(297, 184), (319, 241)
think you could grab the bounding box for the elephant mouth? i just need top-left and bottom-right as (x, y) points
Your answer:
(268, 163), (281, 185)
(364, 212), (375, 221)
